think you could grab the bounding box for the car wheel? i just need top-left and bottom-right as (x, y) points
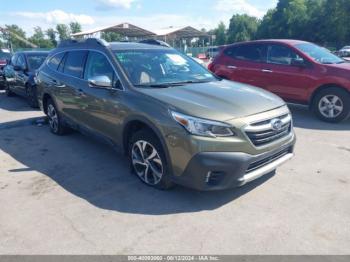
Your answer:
(312, 87), (350, 123)
(5, 81), (14, 97)
(26, 85), (39, 108)
(46, 99), (70, 135)
(129, 129), (174, 190)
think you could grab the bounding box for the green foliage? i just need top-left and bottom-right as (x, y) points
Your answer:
(227, 14), (259, 44)
(213, 22), (227, 46)
(2, 24), (28, 49)
(46, 28), (57, 47)
(101, 31), (122, 42)
(56, 24), (70, 41)
(69, 22), (82, 34)
(29, 27), (54, 48)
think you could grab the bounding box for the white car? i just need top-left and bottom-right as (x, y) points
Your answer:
(339, 46), (350, 57)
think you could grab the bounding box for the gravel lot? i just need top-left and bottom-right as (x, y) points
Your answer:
(0, 90), (349, 255)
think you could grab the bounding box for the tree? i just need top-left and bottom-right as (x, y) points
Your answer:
(46, 28), (57, 47)
(69, 22), (82, 34)
(56, 24), (70, 41)
(29, 26), (53, 48)
(227, 14), (259, 43)
(213, 22), (227, 46)
(101, 31), (122, 42)
(2, 24), (28, 49)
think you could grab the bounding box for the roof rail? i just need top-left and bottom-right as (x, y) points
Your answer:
(57, 38), (109, 48)
(138, 39), (170, 48)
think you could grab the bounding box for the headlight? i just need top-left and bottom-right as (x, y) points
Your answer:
(171, 111), (235, 137)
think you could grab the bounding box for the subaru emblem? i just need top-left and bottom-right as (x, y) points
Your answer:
(271, 118), (283, 131)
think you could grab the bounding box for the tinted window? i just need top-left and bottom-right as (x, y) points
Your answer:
(48, 52), (65, 70)
(63, 51), (87, 78)
(84, 51), (115, 84)
(225, 44), (264, 62)
(267, 44), (301, 65)
(11, 54), (18, 65)
(0, 52), (11, 60)
(17, 55), (26, 68)
(27, 54), (48, 70)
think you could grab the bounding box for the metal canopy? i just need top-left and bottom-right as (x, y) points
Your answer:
(72, 23), (156, 38)
(155, 26), (209, 39)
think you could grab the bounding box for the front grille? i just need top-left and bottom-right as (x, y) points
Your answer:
(246, 147), (291, 173)
(245, 114), (292, 146)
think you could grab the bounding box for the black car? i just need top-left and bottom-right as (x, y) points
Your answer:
(4, 51), (49, 107)
(0, 49), (11, 89)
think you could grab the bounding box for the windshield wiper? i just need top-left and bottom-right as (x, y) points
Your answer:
(134, 83), (183, 88)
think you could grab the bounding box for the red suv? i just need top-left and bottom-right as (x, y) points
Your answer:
(209, 40), (350, 123)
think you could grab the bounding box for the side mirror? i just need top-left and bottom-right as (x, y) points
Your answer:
(291, 58), (307, 67)
(88, 75), (112, 88)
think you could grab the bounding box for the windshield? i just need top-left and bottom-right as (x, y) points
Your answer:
(295, 43), (344, 64)
(27, 54), (48, 70)
(114, 49), (216, 87)
(0, 52), (11, 60)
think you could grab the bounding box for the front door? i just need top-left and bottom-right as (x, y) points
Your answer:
(260, 44), (314, 102)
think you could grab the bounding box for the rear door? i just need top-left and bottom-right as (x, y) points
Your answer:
(215, 43), (267, 87)
(14, 54), (28, 95)
(260, 44), (314, 102)
(55, 50), (88, 125)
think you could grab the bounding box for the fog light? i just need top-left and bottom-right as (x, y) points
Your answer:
(206, 171), (225, 186)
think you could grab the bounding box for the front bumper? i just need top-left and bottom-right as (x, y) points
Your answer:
(172, 141), (295, 191)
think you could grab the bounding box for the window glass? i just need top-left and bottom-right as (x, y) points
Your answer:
(63, 51), (87, 78)
(48, 52), (65, 70)
(225, 44), (264, 62)
(296, 43), (343, 64)
(11, 54), (18, 65)
(17, 55), (26, 68)
(27, 54), (48, 70)
(267, 44), (302, 65)
(114, 49), (216, 86)
(84, 51), (116, 84)
(0, 52), (11, 60)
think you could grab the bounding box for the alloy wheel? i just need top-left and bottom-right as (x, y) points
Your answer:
(47, 104), (59, 133)
(318, 95), (344, 119)
(131, 140), (163, 185)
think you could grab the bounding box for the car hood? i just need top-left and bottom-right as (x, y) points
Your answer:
(138, 80), (285, 121)
(325, 62), (350, 70)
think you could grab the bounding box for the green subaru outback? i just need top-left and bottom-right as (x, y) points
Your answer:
(36, 38), (295, 191)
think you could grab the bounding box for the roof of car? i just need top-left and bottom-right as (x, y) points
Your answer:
(108, 42), (170, 51)
(229, 39), (310, 46)
(16, 51), (50, 55)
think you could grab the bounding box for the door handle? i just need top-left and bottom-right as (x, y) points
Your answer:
(227, 65), (237, 69)
(51, 79), (66, 88)
(262, 69), (273, 73)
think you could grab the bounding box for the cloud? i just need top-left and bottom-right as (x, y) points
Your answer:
(95, 0), (136, 10)
(215, 0), (266, 18)
(13, 10), (95, 26)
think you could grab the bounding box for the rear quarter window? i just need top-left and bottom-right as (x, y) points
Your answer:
(63, 51), (88, 78)
(48, 52), (65, 71)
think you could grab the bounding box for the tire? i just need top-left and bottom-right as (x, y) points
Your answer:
(312, 87), (350, 123)
(46, 98), (70, 135)
(26, 84), (39, 108)
(129, 129), (174, 190)
(5, 81), (14, 97)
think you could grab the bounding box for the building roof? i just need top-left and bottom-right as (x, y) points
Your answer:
(155, 26), (208, 38)
(71, 23), (156, 38)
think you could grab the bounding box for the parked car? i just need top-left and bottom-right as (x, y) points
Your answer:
(36, 38), (295, 191)
(0, 48), (11, 89)
(338, 46), (350, 57)
(209, 40), (350, 123)
(205, 47), (220, 59)
(4, 51), (49, 107)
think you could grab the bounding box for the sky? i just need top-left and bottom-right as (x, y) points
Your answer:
(0, 0), (278, 36)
